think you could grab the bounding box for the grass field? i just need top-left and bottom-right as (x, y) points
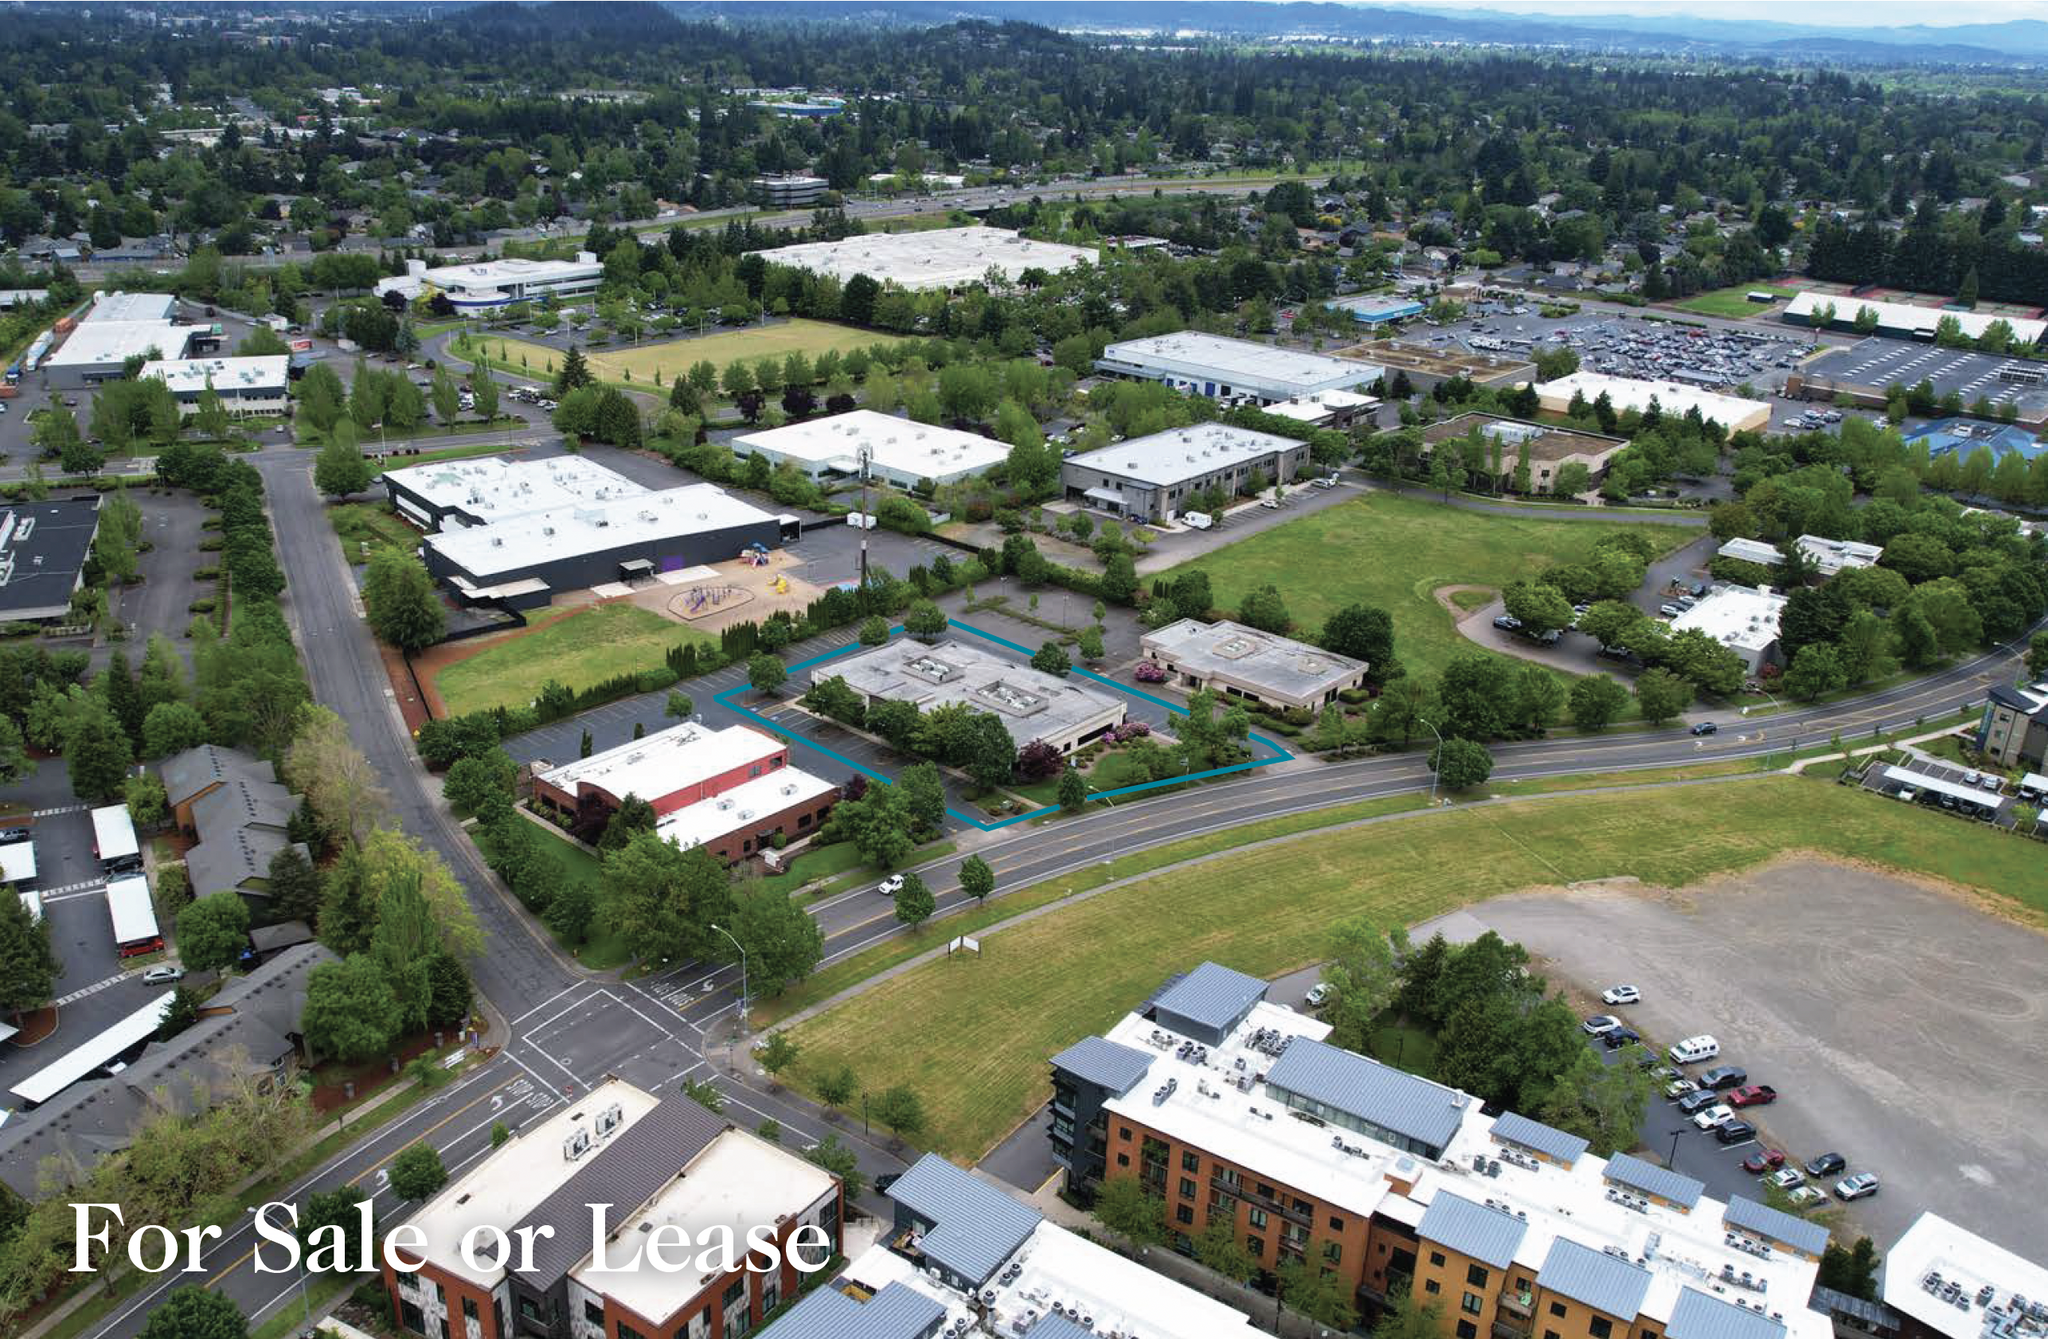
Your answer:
(1671, 284), (1801, 319)
(483, 320), (911, 386)
(1156, 493), (1693, 684)
(434, 602), (712, 717)
(780, 775), (2048, 1158)
(328, 502), (419, 565)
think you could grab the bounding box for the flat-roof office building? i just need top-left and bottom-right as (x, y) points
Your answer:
(0, 496), (101, 622)
(372, 254), (603, 311)
(757, 226), (1096, 291)
(732, 410), (1009, 489)
(140, 355), (290, 416)
(752, 174), (830, 207)
(1533, 371), (1773, 434)
(1094, 331), (1383, 405)
(814, 638), (1126, 756)
(42, 292), (196, 388)
(1783, 292), (2046, 346)
(1140, 618), (1369, 711)
(1061, 422), (1309, 523)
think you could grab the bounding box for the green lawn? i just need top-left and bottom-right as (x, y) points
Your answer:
(435, 602), (713, 717)
(1671, 284), (1801, 319)
(479, 320), (911, 386)
(781, 775), (2048, 1158)
(759, 841), (869, 897)
(1155, 492), (1693, 683)
(475, 818), (632, 969)
(1368, 1020), (1438, 1076)
(328, 501), (420, 565)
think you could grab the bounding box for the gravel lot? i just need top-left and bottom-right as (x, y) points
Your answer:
(1471, 857), (2048, 1251)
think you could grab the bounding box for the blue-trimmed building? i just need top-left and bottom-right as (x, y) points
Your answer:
(1903, 418), (2045, 466)
(1326, 292), (1427, 326)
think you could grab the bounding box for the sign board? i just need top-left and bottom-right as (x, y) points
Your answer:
(947, 935), (981, 956)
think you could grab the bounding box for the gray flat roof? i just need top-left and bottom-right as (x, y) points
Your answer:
(1723, 1195), (1831, 1257)
(1141, 618), (1367, 695)
(1668, 1287), (1788, 1339)
(1603, 1152), (1704, 1209)
(1150, 961), (1269, 1033)
(1538, 1237), (1654, 1320)
(1099, 331), (1381, 397)
(1263, 1037), (1470, 1152)
(1063, 421), (1305, 489)
(1050, 1036), (1156, 1096)
(886, 1153), (1042, 1286)
(1417, 1192), (1527, 1269)
(818, 638), (1123, 749)
(1490, 1110), (1589, 1166)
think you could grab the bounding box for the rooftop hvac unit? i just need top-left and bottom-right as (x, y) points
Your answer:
(563, 1127), (592, 1160)
(594, 1102), (624, 1135)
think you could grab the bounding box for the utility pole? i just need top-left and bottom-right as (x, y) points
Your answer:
(857, 442), (872, 589)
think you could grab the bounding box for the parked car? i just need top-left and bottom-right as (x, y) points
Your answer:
(1835, 1173), (1880, 1201)
(1676, 1089), (1722, 1114)
(1699, 1066), (1748, 1091)
(1668, 1035), (1720, 1064)
(1741, 1148), (1787, 1174)
(1715, 1119), (1758, 1144)
(1305, 983), (1330, 1007)
(1689, 722), (1718, 736)
(1582, 1014), (1622, 1035)
(874, 1173), (901, 1195)
(141, 965), (185, 985)
(1727, 1085), (1777, 1108)
(1660, 602), (1685, 617)
(1665, 1078), (1699, 1099)
(1600, 1026), (1640, 1049)
(1692, 1103), (1735, 1130)
(1768, 1166), (1805, 1189)
(1805, 1152), (1847, 1177)
(1787, 1186), (1830, 1209)
(1494, 614), (1523, 631)
(877, 874), (906, 897)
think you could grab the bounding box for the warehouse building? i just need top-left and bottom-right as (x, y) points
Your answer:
(1260, 387), (1377, 431)
(1783, 291), (2046, 346)
(1338, 339), (1536, 393)
(1668, 583), (1788, 673)
(416, 479), (784, 611)
(1533, 370), (1773, 433)
(1717, 535), (1884, 579)
(386, 1079), (841, 1339)
(382, 455), (645, 532)
(41, 292), (195, 388)
(654, 766), (839, 863)
(1324, 293), (1427, 326)
(0, 495), (101, 623)
(752, 173), (830, 206)
(1061, 421), (1309, 523)
(732, 409), (1009, 489)
(1141, 618), (1368, 711)
(139, 355), (290, 416)
(815, 638), (1126, 756)
(533, 720), (791, 822)
(1047, 962), (1834, 1339)
(1095, 331), (1384, 405)
(1421, 412), (1627, 495)
(756, 226), (1096, 291)
(372, 253), (602, 311)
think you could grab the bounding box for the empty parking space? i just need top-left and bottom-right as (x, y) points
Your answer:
(1809, 337), (2048, 409)
(1470, 857), (2048, 1248)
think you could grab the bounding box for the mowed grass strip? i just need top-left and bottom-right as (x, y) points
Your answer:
(782, 776), (2048, 1158)
(1155, 492), (1694, 683)
(1670, 284), (1801, 319)
(487, 320), (910, 385)
(434, 602), (712, 717)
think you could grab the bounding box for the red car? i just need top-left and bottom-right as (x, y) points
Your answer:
(1727, 1085), (1778, 1108)
(1741, 1148), (1786, 1173)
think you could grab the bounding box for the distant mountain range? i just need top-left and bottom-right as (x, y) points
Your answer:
(668, 2), (2048, 65)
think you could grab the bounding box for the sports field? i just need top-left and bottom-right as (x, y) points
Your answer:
(779, 776), (2048, 1158)
(431, 602), (712, 717)
(484, 319), (910, 386)
(1154, 492), (1693, 682)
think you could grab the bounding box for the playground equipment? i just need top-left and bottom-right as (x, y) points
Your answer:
(685, 584), (743, 613)
(737, 541), (772, 568)
(771, 574), (790, 595)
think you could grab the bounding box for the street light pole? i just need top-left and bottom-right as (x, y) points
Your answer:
(1421, 717), (1446, 806)
(856, 443), (872, 589)
(708, 923), (748, 1059)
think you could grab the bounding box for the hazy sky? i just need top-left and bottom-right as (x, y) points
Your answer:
(1411, 0), (2046, 24)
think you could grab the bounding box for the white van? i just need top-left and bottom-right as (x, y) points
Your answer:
(1182, 512), (1214, 531)
(1668, 1035), (1720, 1065)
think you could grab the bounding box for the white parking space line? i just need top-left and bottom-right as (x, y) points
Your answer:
(53, 972), (132, 1006)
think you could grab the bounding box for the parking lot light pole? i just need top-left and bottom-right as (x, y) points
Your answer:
(1668, 1128), (1685, 1171)
(1422, 718), (1446, 805)
(709, 923), (748, 1060)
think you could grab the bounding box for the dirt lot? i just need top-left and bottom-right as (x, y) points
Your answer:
(1472, 857), (2048, 1251)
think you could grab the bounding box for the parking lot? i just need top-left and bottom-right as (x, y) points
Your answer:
(1806, 337), (2048, 413)
(1468, 856), (2048, 1248)
(1418, 307), (1810, 391)
(1860, 753), (2021, 830)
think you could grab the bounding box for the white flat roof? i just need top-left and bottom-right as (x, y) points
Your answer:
(1880, 765), (2000, 808)
(385, 455), (646, 527)
(1141, 617), (1368, 696)
(47, 319), (191, 369)
(81, 292), (177, 324)
(1880, 1211), (2048, 1339)
(1794, 534), (1881, 575)
(1786, 292), (2046, 346)
(1668, 584), (1787, 654)
(654, 767), (836, 853)
(91, 805), (139, 861)
(1717, 538), (1785, 566)
(821, 638), (1125, 745)
(426, 482), (779, 581)
(1100, 331), (1381, 398)
(106, 874), (156, 945)
(1064, 421), (1304, 489)
(756, 226), (1096, 291)
(10, 995), (173, 1107)
(1263, 388), (1378, 423)
(0, 842), (35, 884)
(539, 720), (783, 805)
(409, 1079), (661, 1290)
(733, 410), (1009, 482)
(1535, 371), (1771, 431)
(570, 1129), (835, 1320)
(140, 355), (289, 396)
(418, 255), (602, 294)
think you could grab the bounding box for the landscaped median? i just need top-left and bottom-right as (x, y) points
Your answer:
(774, 773), (2048, 1160)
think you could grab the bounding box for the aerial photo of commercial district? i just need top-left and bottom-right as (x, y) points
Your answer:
(3, 1), (2048, 1337)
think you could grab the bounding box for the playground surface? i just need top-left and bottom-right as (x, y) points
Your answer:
(489, 320), (912, 385)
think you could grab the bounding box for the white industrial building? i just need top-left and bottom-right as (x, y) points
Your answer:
(372, 253), (603, 311)
(1784, 291), (2046, 346)
(1061, 421), (1310, 523)
(732, 409), (1009, 488)
(1260, 387), (1378, 430)
(1881, 1212), (2048, 1339)
(1717, 535), (1883, 579)
(382, 455), (645, 531)
(752, 174), (830, 207)
(1533, 370), (1773, 433)
(140, 355), (290, 416)
(1094, 331), (1383, 405)
(815, 638), (1126, 755)
(42, 292), (196, 388)
(1668, 583), (1788, 673)
(756, 226), (1096, 291)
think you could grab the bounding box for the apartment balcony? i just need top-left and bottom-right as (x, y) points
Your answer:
(1210, 1172), (1312, 1227)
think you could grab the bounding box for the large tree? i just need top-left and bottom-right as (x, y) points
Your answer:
(138, 1287), (247, 1339)
(284, 705), (391, 849)
(730, 884), (824, 992)
(312, 434), (373, 499)
(301, 954), (402, 1061)
(0, 890), (61, 1018)
(175, 892), (250, 972)
(362, 546), (446, 654)
(1319, 918), (1409, 1054)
